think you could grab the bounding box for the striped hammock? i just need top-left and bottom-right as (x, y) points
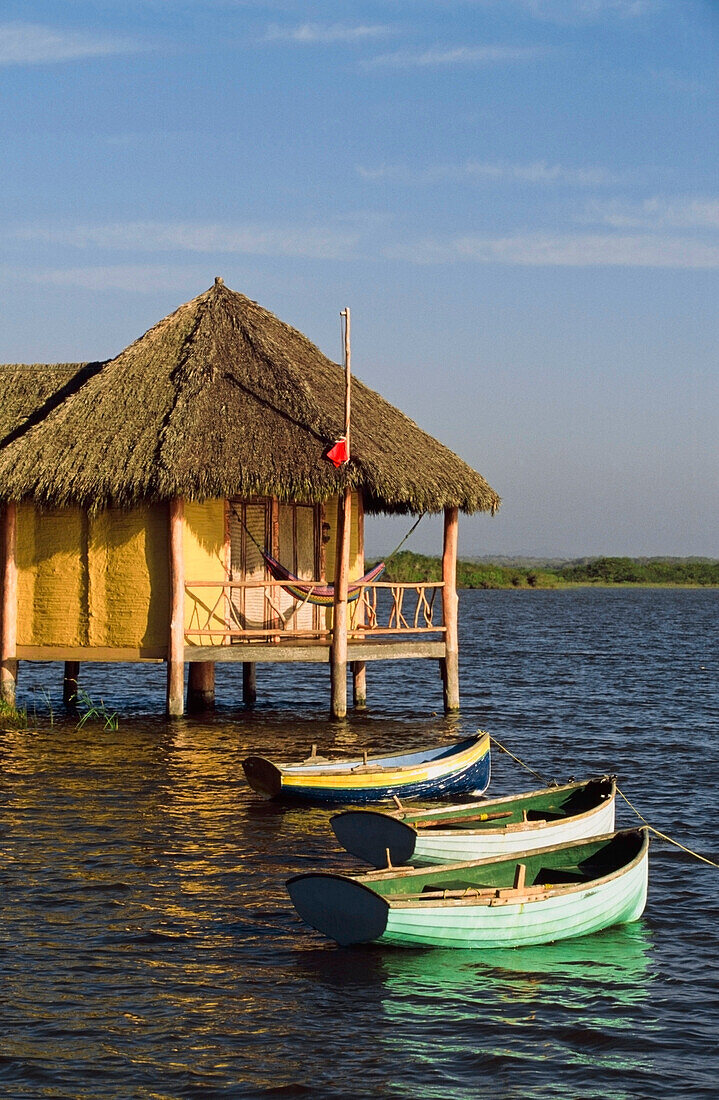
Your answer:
(262, 552), (385, 607)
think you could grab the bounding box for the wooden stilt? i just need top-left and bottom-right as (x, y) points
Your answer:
(63, 661), (80, 709)
(242, 662), (257, 706)
(187, 661), (215, 712)
(166, 497), (185, 717)
(352, 491), (367, 709)
(1, 502), (18, 707)
(352, 661), (367, 709)
(331, 307), (353, 721)
(441, 506), (460, 712)
(331, 487), (351, 719)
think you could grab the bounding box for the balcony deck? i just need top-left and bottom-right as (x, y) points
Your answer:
(183, 576), (446, 665)
(184, 637), (446, 663)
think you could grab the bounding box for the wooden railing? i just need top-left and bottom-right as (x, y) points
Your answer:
(183, 579), (445, 644)
(348, 581), (442, 637)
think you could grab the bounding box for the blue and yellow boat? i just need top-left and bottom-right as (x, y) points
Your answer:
(242, 731), (491, 804)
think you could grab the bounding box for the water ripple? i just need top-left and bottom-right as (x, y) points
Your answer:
(1, 590), (717, 1097)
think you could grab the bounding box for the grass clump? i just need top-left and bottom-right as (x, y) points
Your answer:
(75, 689), (119, 731)
(0, 697), (29, 728)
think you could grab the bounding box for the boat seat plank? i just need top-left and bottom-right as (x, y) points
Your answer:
(414, 810), (513, 830)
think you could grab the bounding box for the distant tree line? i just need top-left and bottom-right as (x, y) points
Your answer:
(374, 551), (719, 589)
(557, 557), (719, 586)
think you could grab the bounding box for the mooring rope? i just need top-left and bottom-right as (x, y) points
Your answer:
(614, 785), (719, 868)
(489, 735), (555, 786)
(489, 735), (719, 870)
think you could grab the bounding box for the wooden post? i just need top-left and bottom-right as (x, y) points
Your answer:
(352, 491), (367, 709)
(63, 661), (80, 709)
(441, 506), (460, 712)
(242, 662), (257, 706)
(331, 488), (351, 718)
(1, 502), (18, 706)
(352, 661), (367, 709)
(166, 497), (185, 717)
(331, 307), (353, 721)
(513, 863), (527, 891)
(187, 661), (215, 712)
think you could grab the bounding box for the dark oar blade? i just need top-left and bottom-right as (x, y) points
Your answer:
(286, 874), (389, 945)
(331, 810), (417, 867)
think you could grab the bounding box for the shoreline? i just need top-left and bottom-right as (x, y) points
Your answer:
(374, 552), (719, 591)
(458, 581), (719, 591)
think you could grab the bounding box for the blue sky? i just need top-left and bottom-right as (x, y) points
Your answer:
(1, 1), (718, 558)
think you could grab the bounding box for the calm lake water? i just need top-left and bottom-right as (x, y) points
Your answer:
(2, 589), (718, 1098)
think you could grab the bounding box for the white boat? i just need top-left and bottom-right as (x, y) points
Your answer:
(287, 827), (649, 949)
(331, 775), (616, 866)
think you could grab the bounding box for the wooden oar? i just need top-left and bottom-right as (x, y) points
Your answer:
(413, 809), (514, 829)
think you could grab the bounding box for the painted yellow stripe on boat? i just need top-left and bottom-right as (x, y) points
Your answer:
(281, 734), (490, 791)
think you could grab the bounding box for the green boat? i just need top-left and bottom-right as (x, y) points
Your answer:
(286, 828), (649, 949)
(331, 775), (616, 867)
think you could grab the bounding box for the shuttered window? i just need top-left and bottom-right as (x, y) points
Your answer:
(229, 499), (319, 637)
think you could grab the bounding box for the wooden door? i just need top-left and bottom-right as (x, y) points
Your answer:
(229, 499), (270, 638)
(277, 503), (319, 633)
(228, 499), (320, 638)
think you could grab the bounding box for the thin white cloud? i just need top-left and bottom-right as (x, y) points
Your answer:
(502, 0), (660, 23)
(384, 231), (719, 268)
(265, 23), (394, 45)
(9, 264), (210, 294)
(363, 44), (543, 69)
(586, 197), (719, 231)
(0, 22), (140, 66)
(359, 160), (621, 186)
(12, 221), (362, 261)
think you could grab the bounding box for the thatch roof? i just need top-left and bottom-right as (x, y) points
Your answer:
(0, 362), (102, 444)
(0, 280), (500, 515)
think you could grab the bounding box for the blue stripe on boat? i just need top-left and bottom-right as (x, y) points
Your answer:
(282, 749), (491, 805)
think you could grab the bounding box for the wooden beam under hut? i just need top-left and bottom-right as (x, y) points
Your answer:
(1, 502), (18, 707)
(441, 505), (460, 712)
(352, 661), (367, 709)
(331, 306), (353, 721)
(166, 497), (185, 717)
(243, 662), (257, 706)
(187, 661), (215, 712)
(331, 487), (351, 719)
(63, 661), (80, 709)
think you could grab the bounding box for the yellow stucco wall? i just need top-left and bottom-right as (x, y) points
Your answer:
(16, 502), (169, 653)
(183, 499), (227, 646)
(322, 492), (364, 631)
(13, 495), (362, 654)
(17, 504), (88, 647)
(88, 506), (168, 649)
(323, 492), (364, 582)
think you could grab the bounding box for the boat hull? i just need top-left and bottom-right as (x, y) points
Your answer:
(287, 828), (649, 949)
(331, 777), (616, 866)
(243, 732), (491, 804)
(380, 850), (647, 949)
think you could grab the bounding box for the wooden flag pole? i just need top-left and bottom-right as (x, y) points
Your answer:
(331, 308), (352, 719)
(343, 307), (351, 454)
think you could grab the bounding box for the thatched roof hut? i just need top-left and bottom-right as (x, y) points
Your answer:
(0, 279), (499, 516)
(0, 362), (101, 443)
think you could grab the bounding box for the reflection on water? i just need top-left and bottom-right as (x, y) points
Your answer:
(1, 590), (718, 1097)
(379, 922), (654, 1002)
(373, 925), (656, 1099)
(380, 926), (653, 1090)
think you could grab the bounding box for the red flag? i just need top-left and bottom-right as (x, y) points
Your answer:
(325, 437), (349, 468)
